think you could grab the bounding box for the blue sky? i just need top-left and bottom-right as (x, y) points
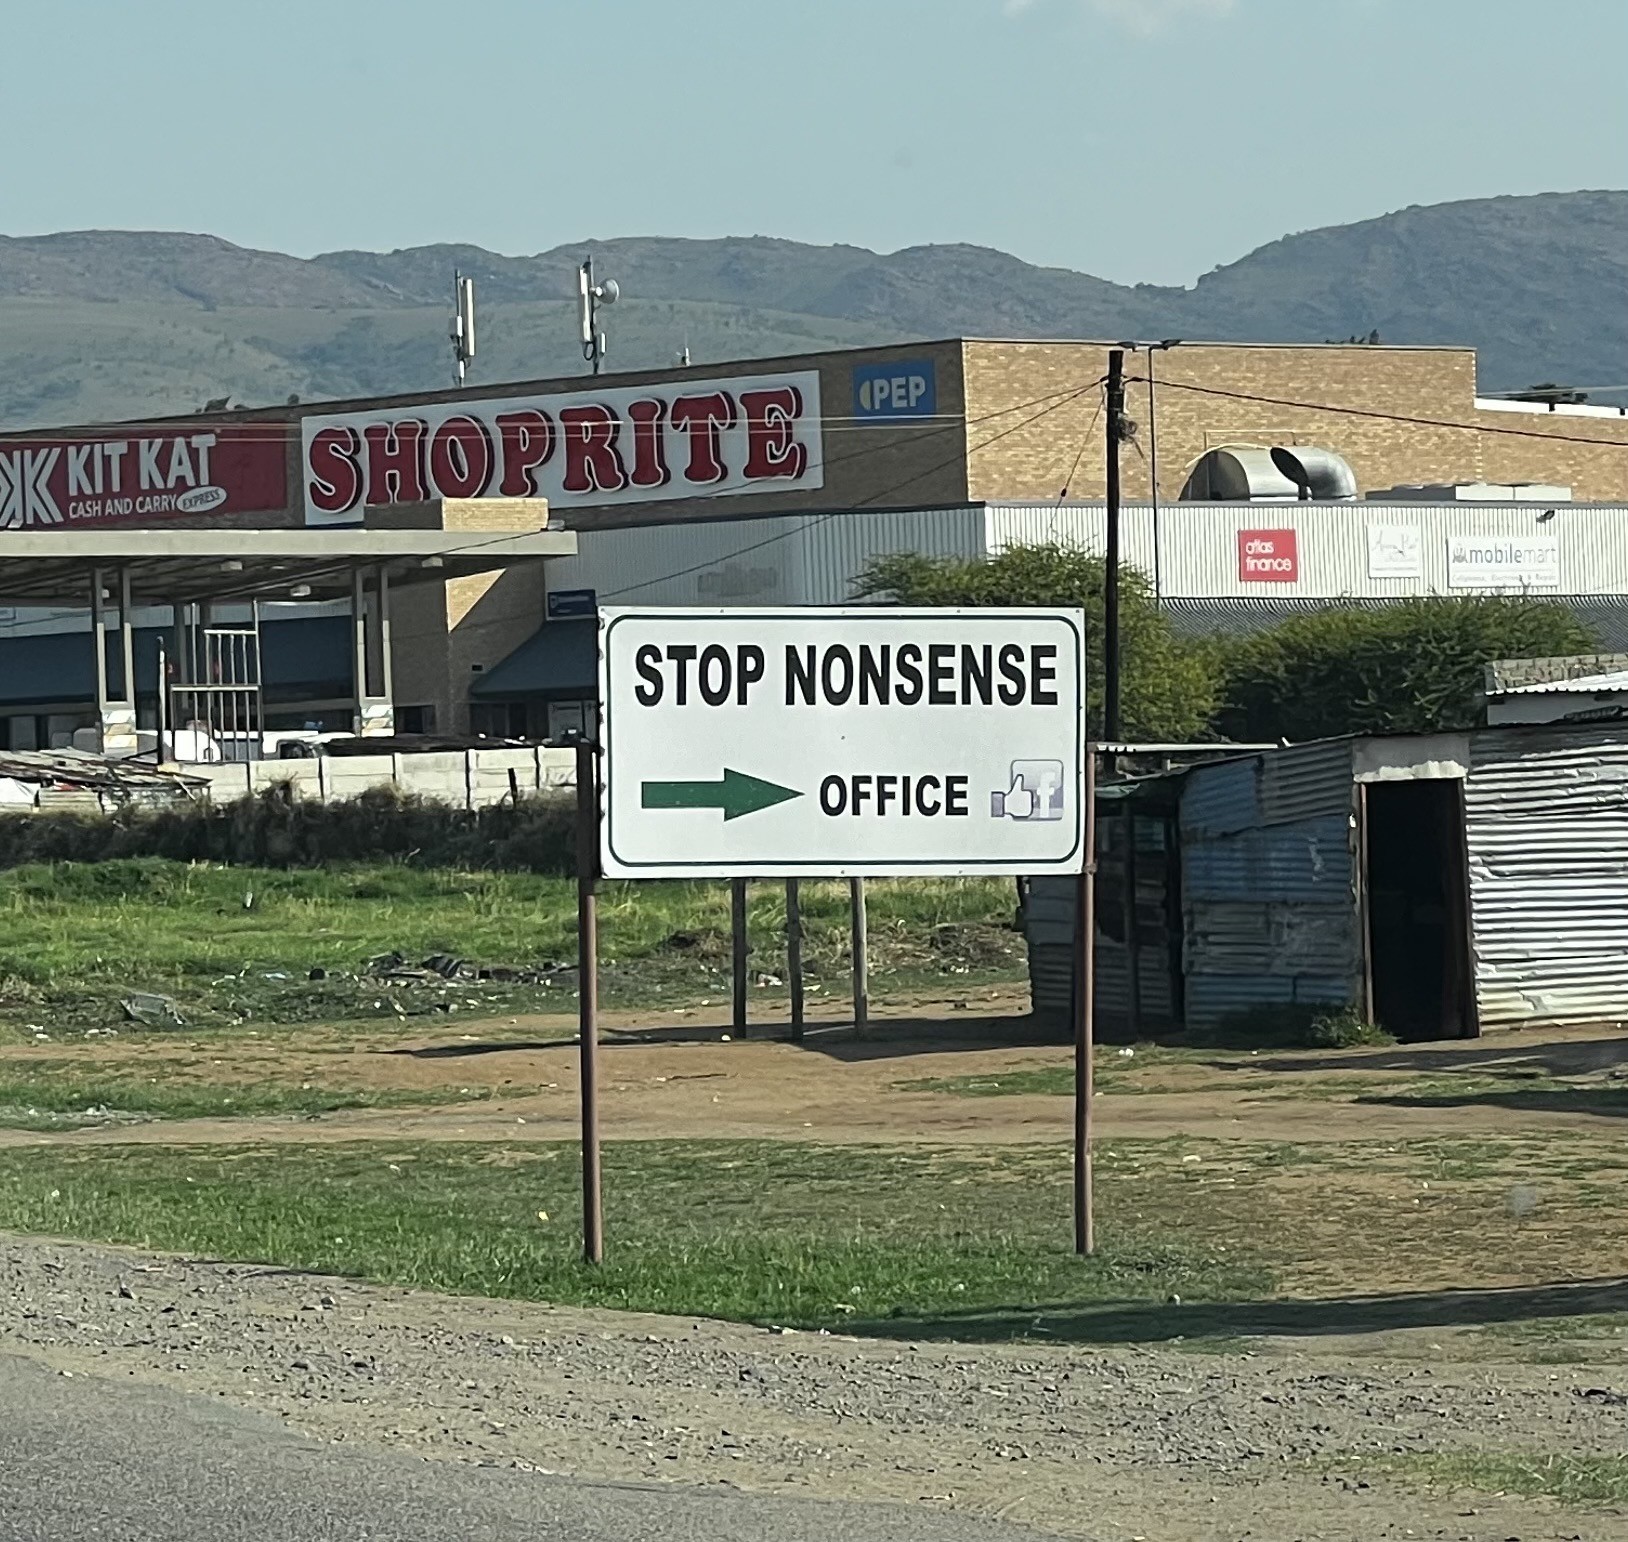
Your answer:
(6, 0), (1627, 285)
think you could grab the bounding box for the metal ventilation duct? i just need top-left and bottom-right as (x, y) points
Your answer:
(1179, 445), (1359, 502)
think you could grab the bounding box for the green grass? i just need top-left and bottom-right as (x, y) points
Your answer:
(1366, 1452), (1628, 1507)
(10, 1133), (1628, 1345)
(0, 860), (1021, 1032)
(0, 1072), (500, 1130)
(900, 1066), (1080, 1097)
(0, 1141), (1264, 1337)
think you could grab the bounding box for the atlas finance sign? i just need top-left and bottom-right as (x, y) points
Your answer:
(0, 426), (287, 530)
(299, 370), (824, 525)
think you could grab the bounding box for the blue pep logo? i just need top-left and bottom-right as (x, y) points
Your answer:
(853, 360), (937, 419)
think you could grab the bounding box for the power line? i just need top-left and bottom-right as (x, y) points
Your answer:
(594, 381), (1104, 602)
(1127, 375), (1628, 451)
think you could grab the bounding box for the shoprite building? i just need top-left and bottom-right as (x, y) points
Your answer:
(4, 336), (1628, 751)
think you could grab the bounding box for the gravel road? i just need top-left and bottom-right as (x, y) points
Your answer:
(3, 1233), (1622, 1541)
(0, 1354), (1061, 1542)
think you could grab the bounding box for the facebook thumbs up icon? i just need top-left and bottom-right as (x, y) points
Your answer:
(990, 760), (1066, 821)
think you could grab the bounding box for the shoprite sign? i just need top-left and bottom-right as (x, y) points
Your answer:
(0, 425), (287, 529)
(300, 370), (824, 525)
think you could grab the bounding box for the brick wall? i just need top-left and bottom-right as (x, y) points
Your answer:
(960, 340), (1628, 503)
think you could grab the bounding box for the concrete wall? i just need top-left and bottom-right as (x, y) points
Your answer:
(191, 746), (576, 807)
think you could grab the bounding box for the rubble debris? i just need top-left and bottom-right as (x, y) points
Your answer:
(121, 992), (185, 1028)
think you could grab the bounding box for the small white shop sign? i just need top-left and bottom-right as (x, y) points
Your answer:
(1366, 524), (1422, 580)
(1446, 534), (1560, 590)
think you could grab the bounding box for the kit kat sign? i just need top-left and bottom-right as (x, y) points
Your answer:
(300, 370), (824, 525)
(0, 426), (287, 529)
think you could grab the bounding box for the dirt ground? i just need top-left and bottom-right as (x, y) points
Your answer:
(4, 1232), (1622, 1542)
(7, 1003), (1628, 1149)
(8, 1009), (1628, 1537)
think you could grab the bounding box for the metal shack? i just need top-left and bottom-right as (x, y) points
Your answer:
(1027, 723), (1628, 1040)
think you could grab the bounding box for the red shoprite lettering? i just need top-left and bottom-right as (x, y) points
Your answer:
(300, 373), (821, 519)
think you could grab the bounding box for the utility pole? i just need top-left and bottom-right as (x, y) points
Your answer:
(1103, 348), (1126, 743)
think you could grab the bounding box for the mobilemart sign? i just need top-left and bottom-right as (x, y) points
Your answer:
(1446, 534), (1561, 590)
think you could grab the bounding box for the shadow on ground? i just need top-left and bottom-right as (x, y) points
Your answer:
(1241, 1035), (1628, 1078)
(1358, 1086), (1628, 1119)
(848, 1276), (1628, 1345)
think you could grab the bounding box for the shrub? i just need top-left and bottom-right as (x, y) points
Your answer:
(1194, 1001), (1395, 1050)
(0, 785), (578, 875)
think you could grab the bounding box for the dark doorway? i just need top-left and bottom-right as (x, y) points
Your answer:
(1362, 779), (1477, 1041)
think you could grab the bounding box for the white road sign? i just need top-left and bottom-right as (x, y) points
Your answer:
(598, 606), (1086, 879)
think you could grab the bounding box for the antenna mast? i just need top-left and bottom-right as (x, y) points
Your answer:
(578, 255), (619, 375)
(450, 270), (476, 387)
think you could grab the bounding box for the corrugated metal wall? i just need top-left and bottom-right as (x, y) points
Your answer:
(1179, 742), (1361, 1031)
(988, 501), (1628, 603)
(546, 506), (987, 610)
(1464, 726), (1628, 1027)
(1023, 807), (1181, 1036)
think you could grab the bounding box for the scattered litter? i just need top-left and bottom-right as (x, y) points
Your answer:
(1577, 1387), (1628, 1406)
(261, 972), (290, 981)
(121, 992), (185, 1028)
(720, 1034), (731, 1043)
(753, 973), (782, 988)
(536, 1211), (549, 1223)
(1117, 1047), (1136, 1058)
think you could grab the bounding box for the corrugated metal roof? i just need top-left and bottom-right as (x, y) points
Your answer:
(1464, 727), (1628, 1027)
(1496, 670), (1628, 696)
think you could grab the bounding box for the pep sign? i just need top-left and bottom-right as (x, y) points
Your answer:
(598, 606), (1086, 879)
(852, 360), (937, 420)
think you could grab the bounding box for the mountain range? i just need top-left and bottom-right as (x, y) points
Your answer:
(3, 191), (1625, 430)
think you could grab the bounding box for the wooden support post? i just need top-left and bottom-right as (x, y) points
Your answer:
(731, 878), (749, 1037)
(849, 876), (869, 1036)
(785, 879), (805, 1043)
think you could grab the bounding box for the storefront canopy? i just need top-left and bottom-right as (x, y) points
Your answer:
(470, 618), (598, 699)
(0, 528), (577, 606)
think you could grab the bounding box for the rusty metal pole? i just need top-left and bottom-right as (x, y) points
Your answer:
(785, 879), (805, 1043)
(731, 878), (749, 1037)
(1075, 745), (1098, 1257)
(849, 876), (869, 1036)
(575, 739), (603, 1266)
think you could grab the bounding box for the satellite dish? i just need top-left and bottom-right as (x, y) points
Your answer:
(598, 278), (620, 305)
(1270, 446), (1313, 500)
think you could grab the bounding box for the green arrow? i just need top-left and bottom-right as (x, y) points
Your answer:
(641, 768), (803, 821)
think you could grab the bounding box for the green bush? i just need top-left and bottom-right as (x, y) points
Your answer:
(0, 785), (577, 875)
(854, 543), (1221, 741)
(1194, 1001), (1395, 1051)
(1216, 596), (1595, 742)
